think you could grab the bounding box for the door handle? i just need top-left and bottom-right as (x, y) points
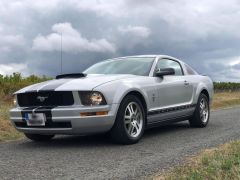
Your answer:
(184, 80), (189, 86)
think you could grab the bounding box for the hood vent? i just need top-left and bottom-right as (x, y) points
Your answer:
(56, 73), (86, 79)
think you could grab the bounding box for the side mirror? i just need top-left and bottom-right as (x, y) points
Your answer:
(155, 68), (175, 77)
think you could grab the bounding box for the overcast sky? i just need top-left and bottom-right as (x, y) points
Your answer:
(0, 0), (240, 81)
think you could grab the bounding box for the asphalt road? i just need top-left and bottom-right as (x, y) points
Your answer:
(1, 107), (240, 180)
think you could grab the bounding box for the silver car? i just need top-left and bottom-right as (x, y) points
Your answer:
(10, 55), (213, 144)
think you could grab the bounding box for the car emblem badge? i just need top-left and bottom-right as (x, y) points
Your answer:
(37, 96), (48, 102)
(152, 94), (155, 102)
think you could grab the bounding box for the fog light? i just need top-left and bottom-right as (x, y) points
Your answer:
(80, 111), (108, 116)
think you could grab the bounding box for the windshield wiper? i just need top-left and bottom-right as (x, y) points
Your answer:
(56, 73), (87, 79)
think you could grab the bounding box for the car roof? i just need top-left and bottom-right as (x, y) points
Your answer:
(111, 55), (184, 63)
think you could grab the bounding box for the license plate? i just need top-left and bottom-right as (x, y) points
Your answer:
(25, 113), (46, 126)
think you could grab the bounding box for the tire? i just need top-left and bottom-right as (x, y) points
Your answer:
(189, 93), (210, 128)
(24, 133), (55, 142)
(110, 95), (146, 144)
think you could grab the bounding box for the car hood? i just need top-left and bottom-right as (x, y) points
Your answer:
(15, 74), (136, 94)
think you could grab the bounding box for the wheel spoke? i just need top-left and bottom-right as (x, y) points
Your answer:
(127, 104), (134, 116)
(125, 118), (131, 124)
(135, 123), (140, 131)
(200, 101), (204, 110)
(125, 115), (131, 120)
(204, 110), (208, 118)
(130, 125), (135, 135)
(134, 107), (139, 115)
(130, 104), (135, 114)
(126, 106), (131, 115)
(135, 112), (140, 120)
(128, 124), (133, 134)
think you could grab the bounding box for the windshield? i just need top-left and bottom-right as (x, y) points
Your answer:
(84, 57), (155, 76)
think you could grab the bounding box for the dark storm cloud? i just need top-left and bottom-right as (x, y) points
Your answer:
(0, 0), (240, 81)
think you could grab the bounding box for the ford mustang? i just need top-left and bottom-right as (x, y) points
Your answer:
(10, 55), (213, 144)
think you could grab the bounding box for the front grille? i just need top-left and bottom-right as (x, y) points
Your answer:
(17, 91), (74, 107)
(15, 121), (72, 128)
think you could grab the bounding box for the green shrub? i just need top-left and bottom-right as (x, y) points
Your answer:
(214, 82), (240, 92)
(0, 73), (51, 97)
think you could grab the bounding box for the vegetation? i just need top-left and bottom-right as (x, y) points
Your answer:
(0, 73), (51, 98)
(154, 140), (240, 180)
(0, 101), (23, 142)
(214, 82), (240, 92)
(0, 73), (51, 142)
(212, 91), (240, 110)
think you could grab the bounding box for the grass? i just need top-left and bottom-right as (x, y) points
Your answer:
(212, 91), (240, 110)
(0, 98), (23, 142)
(153, 140), (240, 180)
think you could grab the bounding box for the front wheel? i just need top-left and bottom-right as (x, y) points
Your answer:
(24, 133), (55, 142)
(189, 93), (210, 127)
(110, 95), (146, 144)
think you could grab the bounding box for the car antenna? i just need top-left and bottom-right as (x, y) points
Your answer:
(60, 32), (63, 74)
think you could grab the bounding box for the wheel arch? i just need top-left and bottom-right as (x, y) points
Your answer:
(200, 89), (210, 101)
(125, 91), (148, 114)
(195, 82), (211, 104)
(116, 90), (148, 125)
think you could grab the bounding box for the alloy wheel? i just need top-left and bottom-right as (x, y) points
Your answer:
(199, 98), (209, 123)
(124, 102), (143, 138)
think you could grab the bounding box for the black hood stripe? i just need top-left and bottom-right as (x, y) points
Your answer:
(24, 79), (72, 93)
(37, 79), (72, 91)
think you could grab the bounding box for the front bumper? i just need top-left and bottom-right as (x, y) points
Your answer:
(10, 104), (119, 135)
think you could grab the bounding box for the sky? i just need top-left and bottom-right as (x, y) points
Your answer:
(0, 0), (240, 81)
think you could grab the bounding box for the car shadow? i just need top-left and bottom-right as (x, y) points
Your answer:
(144, 121), (190, 137)
(18, 122), (191, 148)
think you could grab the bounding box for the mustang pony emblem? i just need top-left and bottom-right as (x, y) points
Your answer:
(37, 96), (48, 102)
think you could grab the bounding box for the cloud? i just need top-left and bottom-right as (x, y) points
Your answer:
(0, 63), (27, 75)
(0, 0), (240, 81)
(0, 26), (26, 53)
(32, 22), (116, 53)
(118, 25), (151, 38)
(232, 63), (240, 70)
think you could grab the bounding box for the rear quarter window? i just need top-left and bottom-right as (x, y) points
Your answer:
(185, 64), (198, 75)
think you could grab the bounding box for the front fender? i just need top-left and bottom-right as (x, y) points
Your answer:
(93, 81), (150, 110)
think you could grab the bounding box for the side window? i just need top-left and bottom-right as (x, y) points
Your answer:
(156, 59), (183, 76)
(185, 63), (197, 75)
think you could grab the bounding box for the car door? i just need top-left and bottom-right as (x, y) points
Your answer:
(155, 58), (194, 108)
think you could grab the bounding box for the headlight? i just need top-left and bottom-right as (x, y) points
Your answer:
(90, 92), (103, 105)
(79, 91), (107, 105)
(13, 95), (17, 106)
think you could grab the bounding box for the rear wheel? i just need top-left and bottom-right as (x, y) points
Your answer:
(189, 93), (210, 127)
(110, 95), (146, 144)
(24, 133), (55, 142)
